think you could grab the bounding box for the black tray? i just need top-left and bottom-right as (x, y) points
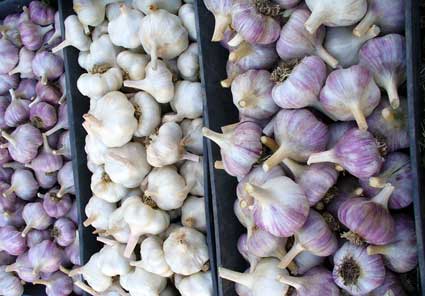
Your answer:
(196, 0), (425, 295)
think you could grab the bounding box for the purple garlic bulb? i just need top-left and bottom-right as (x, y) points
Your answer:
(30, 102), (58, 130)
(353, 0), (405, 37)
(293, 251), (325, 275)
(245, 176), (309, 237)
(32, 51), (64, 85)
(333, 242), (385, 295)
(231, 70), (278, 120)
(66, 200), (78, 225)
(15, 79), (37, 99)
(359, 34), (406, 109)
(53, 131), (71, 160)
(0, 251), (15, 265)
(27, 134), (63, 174)
(65, 232), (80, 265)
(57, 162), (75, 197)
(19, 20), (53, 51)
(367, 99), (409, 152)
(0, 182), (17, 212)
(369, 270), (406, 296)
(42, 190), (72, 219)
(0, 74), (19, 96)
(33, 271), (73, 296)
(0, 143), (12, 165)
(367, 214), (417, 273)
(28, 240), (62, 276)
(203, 121), (262, 178)
(327, 121), (356, 149)
(338, 184), (395, 245)
(278, 210), (337, 269)
(8, 47), (35, 78)
(263, 109), (328, 171)
(35, 170), (57, 189)
(45, 103), (68, 136)
(5, 89), (31, 128)
(278, 267), (339, 296)
(229, 0), (280, 47)
(22, 202), (52, 237)
(52, 218), (76, 247)
(4, 169), (39, 201)
(5, 253), (37, 282)
(246, 226), (287, 260)
(29, 1), (55, 26)
(27, 229), (51, 248)
(203, 0), (233, 41)
(230, 42), (278, 72)
(237, 234), (260, 271)
(360, 152), (412, 209)
(0, 226), (27, 255)
(0, 96), (9, 129)
(0, 167), (13, 183)
(3, 13), (20, 28)
(283, 159), (338, 206)
(308, 128), (383, 179)
(271, 56), (327, 110)
(0, 202), (24, 228)
(276, 9), (339, 68)
(326, 176), (365, 217)
(1, 123), (43, 164)
(0, 39), (19, 74)
(320, 65), (381, 130)
(221, 60), (243, 88)
(46, 12), (61, 46)
(33, 81), (62, 106)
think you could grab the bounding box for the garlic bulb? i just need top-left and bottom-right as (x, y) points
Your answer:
(130, 235), (173, 277)
(52, 15), (91, 53)
(73, 0), (121, 33)
(124, 60), (174, 104)
(145, 166), (191, 210)
(78, 34), (119, 73)
(119, 266), (167, 296)
(84, 196), (117, 230)
(97, 240), (134, 276)
(104, 142), (151, 188)
(180, 118), (203, 155)
(180, 159), (204, 196)
(163, 81), (203, 122)
(117, 51), (149, 81)
(181, 196), (206, 232)
(139, 6), (189, 69)
(175, 272), (213, 296)
(83, 91), (137, 148)
(147, 122), (199, 167)
(163, 226), (209, 275)
(177, 43), (199, 81)
(108, 5), (143, 48)
(91, 166), (128, 203)
(91, 20), (109, 39)
(133, 0), (182, 14)
(71, 253), (112, 293)
(77, 67), (123, 99)
(105, 206), (130, 243)
(85, 134), (108, 165)
(130, 91), (161, 137)
(179, 4), (197, 40)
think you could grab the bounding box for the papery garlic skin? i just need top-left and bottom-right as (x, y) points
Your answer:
(52, 15), (91, 52)
(117, 51), (149, 81)
(181, 196), (206, 232)
(177, 43), (199, 81)
(164, 81), (203, 122)
(179, 4), (197, 40)
(175, 272), (213, 296)
(180, 118), (203, 156)
(77, 67), (123, 100)
(119, 266), (167, 296)
(84, 196), (117, 230)
(85, 134), (108, 166)
(180, 160), (204, 196)
(73, 0), (120, 32)
(0, 39), (19, 75)
(78, 34), (119, 73)
(91, 166), (129, 203)
(97, 242), (134, 276)
(74, 253), (112, 292)
(131, 91), (161, 138)
(108, 6), (143, 49)
(164, 227), (209, 275)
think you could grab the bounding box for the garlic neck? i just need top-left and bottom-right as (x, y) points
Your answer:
(277, 273), (303, 290)
(366, 245), (387, 256)
(219, 267), (253, 288)
(202, 127), (228, 149)
(263, 145), (289, 172)
(371, 184), (394, 209)
(353, 10), (377, 38)
(244, 183), (271, 205)
(229, 42), (253, 63)
(282, 158), (307, 179)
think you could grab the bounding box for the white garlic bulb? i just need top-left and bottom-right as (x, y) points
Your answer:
(130, 92), (161, 137)
(52, 15), (91, 53)
(164, 81), (203, 122)
(105, 207), (131, 243)
(106, 3), (125, 21)
(108, 5), (144, 48)
(147, 122), (200, 167)
(181, 196), (206, 232)
(177, 43), (199, 81)
(91, 166), (129, 203)
(87, 158), (98, 173)
(97, 241), (134, 276)
(180, 159), (204, 196)
(130, 236), (173, 277)
(84, 196), (117, 230)
(119, 267), (167, 296)
(73, 0), (121, 33)
(145, 166), (191, 210)
(104, 142), (151, 188)
(175, 272), (213, 296)
(83, 91), (137, 148)
(133, 0), (182, 14)
(91, 20), (109, 40)
(117, 51), (149, 80)
(138, 6), (189, 69)
(72, 253), (112, 293)
(85, 134), (108, 166)
(79, 35), (119, 73)
(163, 227), (209, 275)
(180, 118), (203, 156)
(178, 4), (197, 40)
(77, 67), (123, 99)
(124, 60), (175, 104)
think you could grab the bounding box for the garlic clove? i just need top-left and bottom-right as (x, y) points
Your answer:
(175, 271), (213, 296)
(77, 67), (123, 100)
(84, 196), (117, 231)
(91, 166), (128, 203)
(119, 266), (167, 295)
(52, 15), (91, 53)
(180, 118), (203, 156)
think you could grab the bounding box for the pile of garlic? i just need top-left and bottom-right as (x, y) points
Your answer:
(57, 1), (211, 295)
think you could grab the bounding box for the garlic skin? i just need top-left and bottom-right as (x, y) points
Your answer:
(181, 118), (203, 156)
(83, 91), (137, 148)
(85, 134), (108, 166)
(120, 266), (167, 296)
(77, 67), (123, 100)
(320, 65), (381, 130)
(237, 234), (260, 272)
(104, 142), (151, 188)
(105, 206), (130, 243)
(78, 34), (119, 73)
(91, 19), (109, 39)
(177, 43), (199, 81)
(97, 242), (134, 276)
(175, 272), (213, 296)
(231, 70), (278, 120)
(72, 253), (112, 293)
(91, 166), (129, 203)
(230, 42), (278, 73)
(124, 60), (174, 104)
(203, 0), (232, 41)
(145, 166), (191, 210)
(304, 0), (367, 34)
(180, 159), (204, 196)
(181, 196), (206, 232)
(131, 91), (161, 138)
(163, 227), (209, 275)
(179, 4), (197, 40)
(73, 0), (121, 33)
(164, 81), (203, 122)
(133, 0), (182, 14)
(130, 235), (173, 277)
(108, 6), (143, 48)
(139, 7), (189, 69)
(84, 196), (117, 230)
(52, 15), (91, 53)
(117, 51), (149, 81)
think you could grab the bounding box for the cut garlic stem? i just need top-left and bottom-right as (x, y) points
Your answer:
(228, 33), (244, 47)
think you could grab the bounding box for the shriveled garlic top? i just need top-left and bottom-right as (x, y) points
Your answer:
(108, 5), (144, 49)
(130, 91), (161, 138)
(77, 67), (123, 100)
(180, 159), (204, 196)
(163, 81), (203, 122)
(91, 165), (129, 203)
(175, 272), (213, 296)
(117, 51), (149, 81)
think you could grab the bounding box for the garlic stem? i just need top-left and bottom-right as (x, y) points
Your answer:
(278, 242), (305, 269)
(307, 150), (338, 166)
(181, 151), (200, 162)
(83, 215), (96, 227)
(82, 114), (103, 135)
(42, 133), (53, 154)
(261, 136), (278, 152)
(221, 76), (234, 88)
(9, 89), (16, 101)
(335, 164), (344, 172)
(228, 33), (244, 47)
(229, 42), (252, 62)
(304, 9), (324, 34)
(74, 281), (100, 296)
(221, 123), (239, 134)
(368, 177), (387, 188)
(21, 224), (32, 237)
(68, 266), (83, 277)
(0, 131), (15, 146)
(123, 79), (146, 90)
(212, 14), (230, 42)
(33, 280), (50, 286)
(29, 97), (41, 107)
(214, 160), (224, 169)
(202, 127), (227, 148)
(282, 159), (307, 179)
(124, 234), (139, 258)
(315, 44), (339, 69)
(2, 186), (15, 198)
(353, 10), (376, 37)
(245, 183), (270, 204)
(371, 184), (394, 208)
(277, 273), (303, 290)
(218, 267), (253, 288)
(52, 40), (71, 53)
(385, 78), (400, 109)
(350, 103), (368, 130)
(366, 245), (387, 256)
(263, 145), (289, 172)
(5, 264), (16, 273)
(97, 236), (117, 246)
(41, 74), (48, 85)
(8, 67), (20, 76)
